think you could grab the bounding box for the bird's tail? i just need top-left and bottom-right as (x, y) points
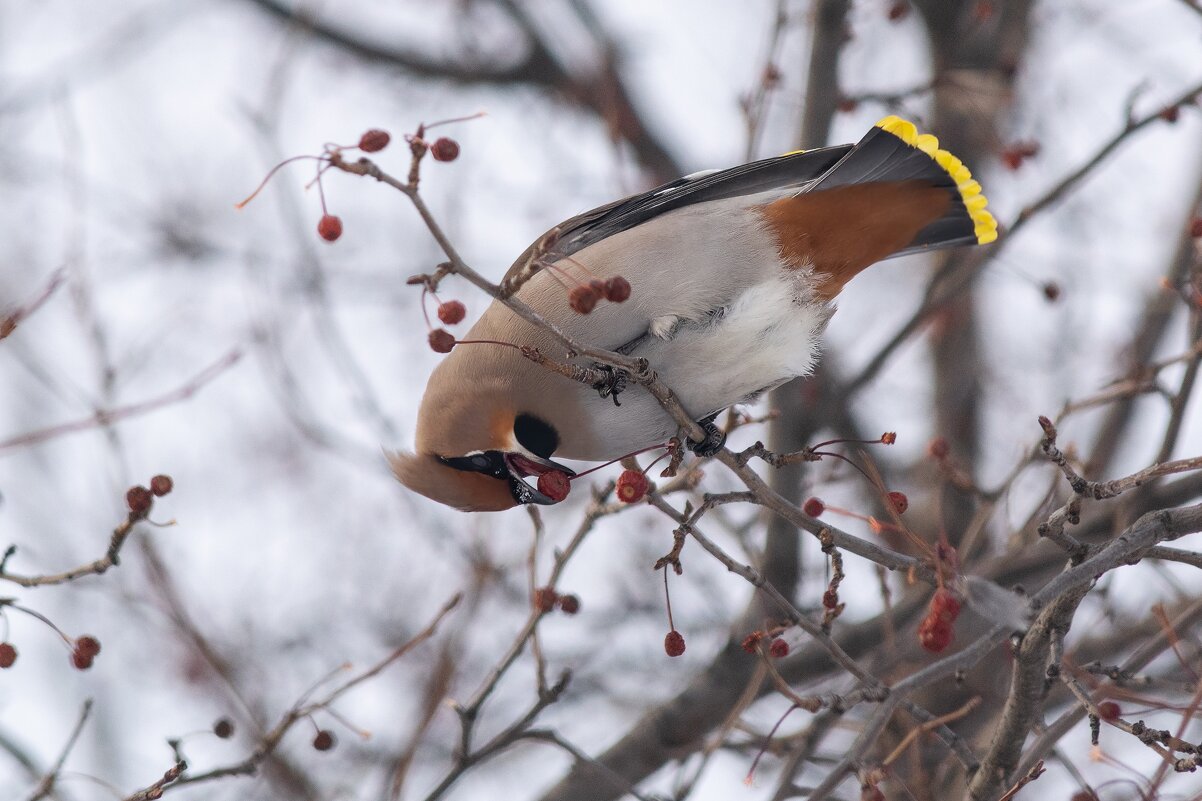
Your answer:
(807, 115), (998, 253)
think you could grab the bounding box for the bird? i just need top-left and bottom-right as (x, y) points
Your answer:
(391, 116), (997, 512)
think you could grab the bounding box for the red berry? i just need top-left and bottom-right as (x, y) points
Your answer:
(568, 285), (599, 314)
(887, 1), (910, 21)
(533, 586), (559, 613)
(1043, 282), (1062, 302)
(0, 643), (16, 668)
(588, 279), (606, 297)
(71, 650), (94, 670)
(1000, 148), (1024, 171)
(74, 636), (101, 658)
(880, 431), (897, 445)
(929, 588), (962, 623)
(1097, 701), (1121, 721)
(822, 589), (839, 609)
(213, 718), (235, 739)
(887, 491), (909, 515)
(313, 730), (336, 751)
(741, 631), (765, 653)
(664, 630), (686, 657)
(437, 300), (466, 326)
(918, 614), (954, 653)
(317, 214), (342, 242)
(803, 497), (825, 517)
(149, 475), (173, 497)
(358, 129), (391, 152)
(615, 469), (649, 504)
(126, 485), (153, 517)
(536, 470), (571, 502)
(769, 638), (789, 658)
(603, 276), (631, 303)
(428, 329), (456, 353)
(1190, 217), (1202, 238)
(430, 137), (460, 162)
(557, 594), (580, 615)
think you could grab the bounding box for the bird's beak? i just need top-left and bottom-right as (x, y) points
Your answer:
(504, 452), (575, 505)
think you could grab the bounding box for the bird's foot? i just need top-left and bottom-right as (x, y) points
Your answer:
(688, 417), (726, 457)
(590, 364), (628, 406)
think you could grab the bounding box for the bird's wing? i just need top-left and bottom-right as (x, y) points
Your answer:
(502, 143), (854, 282)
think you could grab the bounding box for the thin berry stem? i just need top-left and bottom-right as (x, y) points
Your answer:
(570, 442), (670, 480)
(234, 155), (326, 209)
(663, 568), (676, 631)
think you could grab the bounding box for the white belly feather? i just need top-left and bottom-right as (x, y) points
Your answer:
(558, 275), (831, 461)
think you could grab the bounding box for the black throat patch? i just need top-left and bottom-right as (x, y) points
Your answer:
(513, 413), (559, 459)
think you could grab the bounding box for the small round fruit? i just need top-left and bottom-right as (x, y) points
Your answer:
(71, 650), (94, 670)
(568, 285), (599, 314)
(358, 129), (391, 152)
(769, 638), (789, 658)
(533, 586), (559, 613)
(150, 475), (174, 497)
(615, 469), (649, 504)
(664, 630), (686, 657)
(557, 594), (580, 615)
(437, 300), (466, 325)
(803, 497), (825, 517)
(428, 329), (456, 353)
(313, 730), (336, 751)
(430, 137), (460, 162)
(918, 614), (953, 653)
(536, 470), (571, 502)
(126, 485), (153, 516)
(317, 214), (343, 242)
(213, 718), (235, 739)
(74, 636), (102, 658)
(0, 643), (16, 668)
(603, 276), (631, 302)
(1097, 701), (1121, 721)
(887, 491), (909, 514)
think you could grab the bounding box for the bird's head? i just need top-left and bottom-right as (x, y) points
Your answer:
(388, 447), (574, 512)
(390, 381), (575, 512)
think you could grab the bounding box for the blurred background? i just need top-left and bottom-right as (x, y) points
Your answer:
(2, 1), (1202, 799)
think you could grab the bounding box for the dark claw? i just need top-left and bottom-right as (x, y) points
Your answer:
(688, 418), (726, 457)
(591, 364), (628, 406)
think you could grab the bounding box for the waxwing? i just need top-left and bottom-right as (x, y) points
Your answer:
(391, 116), (997, 512)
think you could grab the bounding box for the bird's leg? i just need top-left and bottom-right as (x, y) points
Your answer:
(687, 413), (726, 457)
(589, 363), (629, 407)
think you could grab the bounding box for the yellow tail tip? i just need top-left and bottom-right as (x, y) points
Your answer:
(875, 115), (998, 246)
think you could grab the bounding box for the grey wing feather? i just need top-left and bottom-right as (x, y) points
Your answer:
(506, 144), (854, 274)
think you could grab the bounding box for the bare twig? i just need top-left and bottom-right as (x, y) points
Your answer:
(0, 349), (242, 453)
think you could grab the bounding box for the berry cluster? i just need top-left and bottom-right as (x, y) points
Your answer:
(126, 474), (174, 519)
(532, 586), (581, 616)
(918, 587), (962, 653)
(426, 297), (469, 354)
(71, 635), (102, 670)
(237, 118), (470, 247)
(568, 276), (631, 315)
